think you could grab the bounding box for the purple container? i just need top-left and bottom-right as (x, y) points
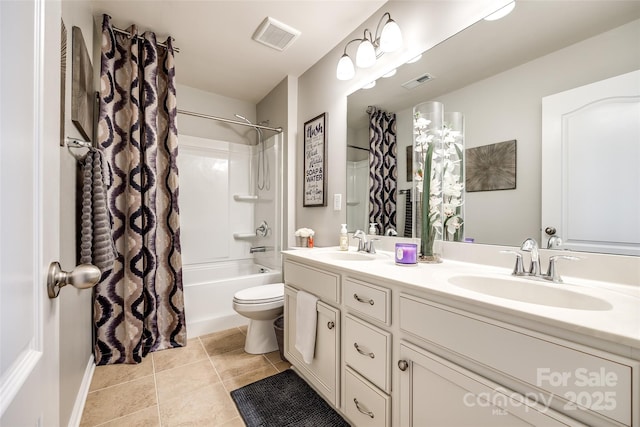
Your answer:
(395, 243), (417, 265)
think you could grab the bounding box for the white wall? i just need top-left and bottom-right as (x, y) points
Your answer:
(257, 77), (293, 256)
(296, 0), (512, 247)
(177, 84), (256, 144)
(60, 2), (96, 425)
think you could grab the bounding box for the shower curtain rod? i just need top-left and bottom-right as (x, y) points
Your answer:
(111, 25), (181, 53)
(177, 109), (283, 133)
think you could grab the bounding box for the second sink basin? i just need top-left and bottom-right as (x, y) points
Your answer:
(448, 275), (612, 311)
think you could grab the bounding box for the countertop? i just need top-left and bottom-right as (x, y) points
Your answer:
(282, 247), (640, 351)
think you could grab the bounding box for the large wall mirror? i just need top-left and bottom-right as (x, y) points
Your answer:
(346, 0), (640, 255)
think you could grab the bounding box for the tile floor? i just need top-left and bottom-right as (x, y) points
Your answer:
(80, 325), (291, 426)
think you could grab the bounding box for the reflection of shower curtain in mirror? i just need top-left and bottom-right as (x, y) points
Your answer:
(367, 106), (397, 234)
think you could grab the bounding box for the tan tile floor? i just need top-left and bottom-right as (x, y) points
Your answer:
(80, 325), (291, 426)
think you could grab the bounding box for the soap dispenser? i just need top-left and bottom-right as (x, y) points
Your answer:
(339, 224), (349, 251)
(369, 222), (377, 235)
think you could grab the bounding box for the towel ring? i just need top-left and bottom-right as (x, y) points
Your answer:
(65, 137), (93, 161)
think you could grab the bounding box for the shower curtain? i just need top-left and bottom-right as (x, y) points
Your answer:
(368, 106), (397, 235)
(93, 15), (186, 365)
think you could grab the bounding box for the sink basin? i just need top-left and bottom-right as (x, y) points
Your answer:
(448, 275), (612, 311)
(316, 251), (376, 261)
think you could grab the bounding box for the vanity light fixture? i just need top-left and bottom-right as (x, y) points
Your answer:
(484, 1), (516, 21)
(336, 12), (403, 81)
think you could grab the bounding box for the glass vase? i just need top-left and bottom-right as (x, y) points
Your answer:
(413, 101), (443, 263)
(443, 112), (465, 242)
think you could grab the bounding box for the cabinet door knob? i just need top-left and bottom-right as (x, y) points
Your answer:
(398, 359), (409, 371)
(327, 321), (335, 330)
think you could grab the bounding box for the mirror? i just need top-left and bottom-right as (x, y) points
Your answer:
(347, 0), (640, 254)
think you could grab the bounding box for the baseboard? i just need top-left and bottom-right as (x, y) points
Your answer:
(67, 354), (95, 427)
(187, 313), (247, 339)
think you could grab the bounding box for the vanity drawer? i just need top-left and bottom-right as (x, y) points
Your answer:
(284, 260), (339, 303)
(345, 367), (390, 427)
(344, 314), (391, 393)
(344, 277), (390, 325)
(399, 293), (636, 426)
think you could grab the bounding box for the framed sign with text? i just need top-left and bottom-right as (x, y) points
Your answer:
(303, 113), (327, 207)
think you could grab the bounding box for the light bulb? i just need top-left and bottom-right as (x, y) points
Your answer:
(356, 39), (376, 68)
(336, 53), (355, 80)
(379, 19), (402, 53)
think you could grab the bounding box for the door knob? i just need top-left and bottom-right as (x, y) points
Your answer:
(47, 262), (101, 298)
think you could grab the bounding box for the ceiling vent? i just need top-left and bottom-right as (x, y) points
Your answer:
(252, 17), (301, 51)
(402, 73), (434, 90)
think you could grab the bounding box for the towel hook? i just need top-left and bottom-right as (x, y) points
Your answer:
(65, 136), (93, 161)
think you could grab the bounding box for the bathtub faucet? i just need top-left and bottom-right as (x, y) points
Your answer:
(250, 246), (267, 253)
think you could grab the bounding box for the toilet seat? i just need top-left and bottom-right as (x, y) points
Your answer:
(233, 283), (284, 305)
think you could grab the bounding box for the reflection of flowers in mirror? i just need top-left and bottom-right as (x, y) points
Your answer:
(295, 228), (315, 237)
(441, 124), (465, 241)
(412, 115), (433, 193)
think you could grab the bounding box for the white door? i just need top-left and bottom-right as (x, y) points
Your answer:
(1, 0), (61, 425)
(541, 70), (640, 256)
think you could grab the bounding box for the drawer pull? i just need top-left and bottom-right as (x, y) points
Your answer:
(353, 293), (375, 305)
(327, 321), (335, 330)
(354, 342), (375, 359)
(398, 359), (409, 371)
(353, 398), (374, 418)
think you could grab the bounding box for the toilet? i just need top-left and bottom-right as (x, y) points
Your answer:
(232, 283), (284, 354)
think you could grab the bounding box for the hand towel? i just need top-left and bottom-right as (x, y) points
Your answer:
(79, 149), (116, 273)
(403, 190), (412, 238)
(295, 290), (319, 364)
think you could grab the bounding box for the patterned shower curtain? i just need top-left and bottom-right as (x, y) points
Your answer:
(368, 106), (397, 235)
(93, 15), (186, 365)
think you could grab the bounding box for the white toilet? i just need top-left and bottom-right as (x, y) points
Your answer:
(232, 283), (284, 354)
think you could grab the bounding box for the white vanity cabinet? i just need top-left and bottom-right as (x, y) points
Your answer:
(281, 253), (639, 427)
(283, 261), (341, 406)
(342, 276), (393, 427)
(398, 293), (638, 427)
(397, 340), (582, 426)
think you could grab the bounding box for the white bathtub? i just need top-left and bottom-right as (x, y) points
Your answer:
(183, 259), (283, 338)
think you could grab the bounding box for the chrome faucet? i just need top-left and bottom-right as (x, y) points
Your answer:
(520, 237), (541, 276)
(353, 230), (367, 252)
(546, 235), (563, 249)
(543, 255), (579, 283)
(353, 230), (378, 253)
(502, 238), (579, 283)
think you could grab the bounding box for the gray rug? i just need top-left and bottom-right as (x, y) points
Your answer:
(230, 369), (350, 427)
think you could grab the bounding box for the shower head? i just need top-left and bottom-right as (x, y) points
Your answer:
(234, 113), (250, 123)
(235, 113), (263, 141)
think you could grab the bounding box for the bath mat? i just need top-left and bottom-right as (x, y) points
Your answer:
(230, 369), (350, 427)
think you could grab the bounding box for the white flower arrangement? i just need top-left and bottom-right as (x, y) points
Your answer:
(294, 228), (315, 238)
(413, 107), (465, 257)
(440, 124), (465, 241)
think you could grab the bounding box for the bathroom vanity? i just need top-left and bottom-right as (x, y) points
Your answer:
(282, 247), (640, 427)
